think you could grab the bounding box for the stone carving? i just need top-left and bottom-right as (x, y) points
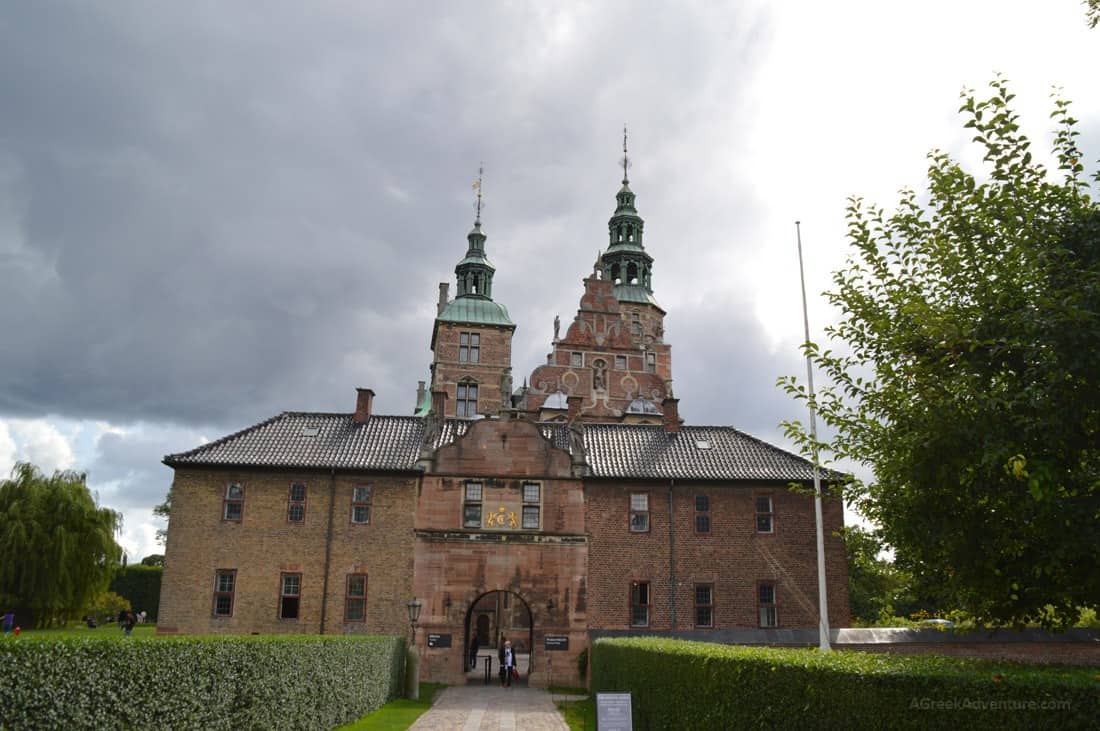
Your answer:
(553, 315), (560, 342)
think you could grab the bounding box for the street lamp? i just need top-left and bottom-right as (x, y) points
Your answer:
(405, 597), (423, 701)
(407, 597), (423, 635)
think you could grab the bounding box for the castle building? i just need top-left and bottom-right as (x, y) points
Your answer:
(158, 150), (850, 687)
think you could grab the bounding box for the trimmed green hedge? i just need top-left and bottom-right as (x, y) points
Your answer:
(591, 638), (1098, 730)
(109, 565), (163, 621)
(0, 634), (404, 730)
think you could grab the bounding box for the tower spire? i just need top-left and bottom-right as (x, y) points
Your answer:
(473, 162), (484, 225)
(620, 125), (631, 184)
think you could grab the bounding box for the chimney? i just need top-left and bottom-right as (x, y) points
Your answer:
(437, 283), (450, 314)
(662, 397), (681, 433)
(415, 381), (426, 412)
(566, 395), (582, 422)
(431, 388), (448, 417)
(354, 388), (375, 424)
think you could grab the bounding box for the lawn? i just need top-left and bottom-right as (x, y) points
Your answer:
(336, 683), (446, 730)
(5, 624), (160, 640)
(556, 696), (595, 731)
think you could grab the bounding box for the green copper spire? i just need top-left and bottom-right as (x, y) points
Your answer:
(602, 127), (656, 302)
(455, 163), (495, 299)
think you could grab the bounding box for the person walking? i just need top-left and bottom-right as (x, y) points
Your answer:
(498, 639), (514, 687)
(2, 611), (14, 635)
(124, 610), (137, 637)
(469, 633), (480, 671)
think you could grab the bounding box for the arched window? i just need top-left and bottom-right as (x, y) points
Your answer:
(627, 262), (638, 283)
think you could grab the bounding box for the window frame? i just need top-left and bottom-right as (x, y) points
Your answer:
(212, 569), (236, 618)
(694, 494), (711, 535)
(463, 481), (483, 528)
(351, 485), (372, 525)
(223, 482), (244, 522)
(694, 583), (714, 628)
(629, 492), (650, 533)
(521, 482), (541, 530)
(457, 380), (479, 418)
(459, 331), (480, 363)
(279, 572), (302, 621)
(344, 573), (367, 622)
(755, 494), (774, 534)
(570, 351), (583, 368)
(287, 482), (307, 524)
(758, 581), (778, 628)
(630, 580), (651, 627)
(615, 354), (627, 370)
(645, 352), (656, 373)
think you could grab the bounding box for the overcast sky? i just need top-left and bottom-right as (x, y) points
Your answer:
(1, 1), (1097, 561)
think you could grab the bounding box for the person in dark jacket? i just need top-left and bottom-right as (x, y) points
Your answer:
(469, 634), (480, 671)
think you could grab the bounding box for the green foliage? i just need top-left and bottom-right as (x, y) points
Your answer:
(576, 646), (589, 681)
(0, 634), (404, 730)
(842, 525), (929, 624)
(83, 591), (130, 621)
(0, 462), (123, 627)
(779, 78), (1100, 629)
(153, 487), (172, 545)
(140, 554), (164, 567)
(591, 637), (1098, 730)
(556, 697), (595, 731)
(1088, 0), (1099, 29)
(109, 564), (162, 622)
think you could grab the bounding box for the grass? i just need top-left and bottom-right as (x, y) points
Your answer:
(556, 697), (595, 731)
(336, 682), (446, 730)
(548, 685), (587, 695)
(5, 624), (160, 640)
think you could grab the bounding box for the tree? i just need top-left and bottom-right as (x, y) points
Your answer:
(140, 554), (164, 567)
(0, 462), (123, 626)
(1088, 0), (1099, 29)
(153, 488), (172, 545)
(780, 78), (1100, 629)
(841, 526), (927, 624)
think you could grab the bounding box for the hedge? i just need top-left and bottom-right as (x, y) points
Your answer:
(0, 634), (404, 730)
(109, 565), (162, 622)
(590, 637), (1098, 730)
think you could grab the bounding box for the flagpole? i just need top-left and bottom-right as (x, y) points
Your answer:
(796, 220), (831, 652)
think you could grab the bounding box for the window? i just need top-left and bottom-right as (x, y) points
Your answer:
(459, 332), (480, 363)
(758, 582), (777, 627)
(695, 584), (714, 628)
(522, 482), (540, 529)
(279, 573), (301, 620)
(345, 574), (367, 622)
(288, 482), (306, 523)
(756, 495), (774, 533)
(212, 569), (236, 617)
(695, 495), (710, 534)
(631, 313), (642, 336)
(351, 486), (372, 524)
(615, 355), (627, 370)
(645, 352), (656, 373)
(463, 482), (483, 528)
(630, 493), (649, 532)
(631, 581), (650, 627)
(571, 352), (583, 368)
(223, 483), (244, 521)
(457, 382), (478, 417)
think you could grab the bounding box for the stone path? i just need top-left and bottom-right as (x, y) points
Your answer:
(409, 684), (570, 731)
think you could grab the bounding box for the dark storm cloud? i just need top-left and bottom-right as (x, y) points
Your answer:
(0, 2), (775, 437)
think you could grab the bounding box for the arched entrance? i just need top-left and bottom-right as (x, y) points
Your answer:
(463, 590), (534, 685)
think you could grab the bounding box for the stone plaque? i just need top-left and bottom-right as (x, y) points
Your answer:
(426, 633), (451, 648)
(544, 635), (569, 651)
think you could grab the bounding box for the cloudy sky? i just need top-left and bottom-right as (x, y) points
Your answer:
(1, 1), (1097, 561)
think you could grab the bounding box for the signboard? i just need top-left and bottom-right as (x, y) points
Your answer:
(596, 692), (633, 731)
(544, 635), (569, 651)
(426, 633), (452, 648)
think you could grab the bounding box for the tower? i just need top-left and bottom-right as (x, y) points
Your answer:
(426, 167), (516, 418)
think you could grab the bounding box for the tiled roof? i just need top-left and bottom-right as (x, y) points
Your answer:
(583, 424), (829, 482)
(164, 413), (425, 471)
(165, 413), (825, 482)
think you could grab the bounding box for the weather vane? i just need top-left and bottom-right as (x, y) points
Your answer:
(620, 124), (631, 183)
(472, 163), (484, 224)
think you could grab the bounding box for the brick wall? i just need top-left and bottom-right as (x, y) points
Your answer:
(158, 468), (416, 636)
(432, 322), (514, 417)
(586, 482), (850, 633)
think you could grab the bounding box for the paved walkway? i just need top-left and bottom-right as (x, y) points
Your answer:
(409, 684), (570, 731)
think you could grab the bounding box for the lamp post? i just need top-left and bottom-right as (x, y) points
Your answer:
(406, 597), (422, 700)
